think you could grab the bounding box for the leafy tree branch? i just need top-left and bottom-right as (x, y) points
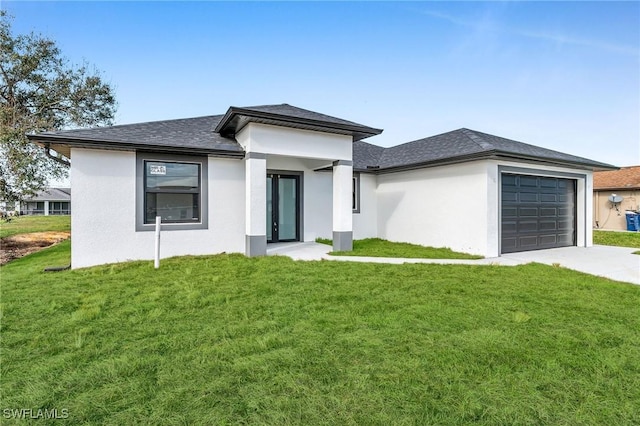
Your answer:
(0, 11), (117, 202)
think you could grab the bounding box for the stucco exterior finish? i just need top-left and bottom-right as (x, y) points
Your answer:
(67, 120), (596, 267)
(236, 123), (352, 161)
(376, 160), (593, 258)
(594, 190), (640, 230)
(70, 123), (352, 267)
(377, 161), (492, 256)
(71, 148), (245, 268)
(244, 154), (267, 255)
(353, 173), (378, 239)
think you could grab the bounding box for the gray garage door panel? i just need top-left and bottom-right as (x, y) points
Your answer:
(501, 174), (576, 254)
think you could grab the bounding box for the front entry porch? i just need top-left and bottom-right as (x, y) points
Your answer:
(244, 154), (354, 257)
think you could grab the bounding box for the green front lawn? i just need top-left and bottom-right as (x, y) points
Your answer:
(317, 237), (483, 259)
(2, 244), (639, 424)
(594, 230), (640, 254)
(0, 215), (71, 238)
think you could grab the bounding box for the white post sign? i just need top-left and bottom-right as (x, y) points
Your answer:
(154, 216), (161, 269)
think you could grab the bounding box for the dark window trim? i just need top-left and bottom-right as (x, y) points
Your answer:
(143, 160), (201, 224)
(353, 172), (361, 214)
(136, 152), (208, 232)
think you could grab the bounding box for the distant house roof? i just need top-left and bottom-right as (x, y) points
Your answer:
(594, 165), (640, 190)
(23, 188), (71, 202)
(353, 128), (615, 172)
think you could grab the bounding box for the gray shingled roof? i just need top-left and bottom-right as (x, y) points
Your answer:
(28, 105), (614, 171)
(33, 115), (242, 153)
(352, 140), (385, 170)
(24, 188), (71, 201)
(235, 104), (374, 128)
(353, 128), (614, 171)
(29, 104), (382, 154)
(215, 103), (383, 141)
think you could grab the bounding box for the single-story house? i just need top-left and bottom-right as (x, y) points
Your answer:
(20, 188), (71, 216)
(593, 166), (640, 230)
(27, 104), (616, 268)
(0, 188), (71, 216)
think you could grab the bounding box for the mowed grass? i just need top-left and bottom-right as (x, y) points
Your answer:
(2, 245), (640, 424)
(594, 229), (640, 250)
(0, 215), (71, 238)
(317, 237), (483, 259)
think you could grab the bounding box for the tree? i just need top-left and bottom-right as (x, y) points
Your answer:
(0, 11), (116, 202)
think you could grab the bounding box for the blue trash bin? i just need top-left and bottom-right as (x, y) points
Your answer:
(625, 212), (640, 231)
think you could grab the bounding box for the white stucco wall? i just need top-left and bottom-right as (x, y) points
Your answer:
(376, 159), (593, 258)
(377, 161), (491, 256)
(236, 123), (352, 161)
(70, 148), (245, 268)
(353, 173), (378, 239)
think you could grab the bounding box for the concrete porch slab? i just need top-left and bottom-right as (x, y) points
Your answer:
(266, 242), (332, 261)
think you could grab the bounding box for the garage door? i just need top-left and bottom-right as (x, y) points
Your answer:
(501, 174), (576, 254)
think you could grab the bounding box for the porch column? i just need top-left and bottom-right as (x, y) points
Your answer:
(245, 152), (267, 257)
(44, 201), (50, 216)
(332, 160), (353, 251)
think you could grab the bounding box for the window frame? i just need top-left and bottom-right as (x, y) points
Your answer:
(352, 172), (361, 214)
(136, 152), (208, 232)
(50, 201), (70, 215)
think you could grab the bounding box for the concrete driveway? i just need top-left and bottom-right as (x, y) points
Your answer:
(268, 242), (640, 285)
(501, 245), (640, 285)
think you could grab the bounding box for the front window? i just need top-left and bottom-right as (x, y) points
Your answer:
(136, 153), (208, 231)
(144, 161), (201, 224)
(50, 201), (70, 215)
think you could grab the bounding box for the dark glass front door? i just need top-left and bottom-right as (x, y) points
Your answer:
(267, 174), (300, 243)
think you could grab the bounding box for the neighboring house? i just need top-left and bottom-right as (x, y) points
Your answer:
(593, 166), (640, 230)
(27, 104), (615, 268)
(1, 188), (71, 216)
(19, 188), (71, 216)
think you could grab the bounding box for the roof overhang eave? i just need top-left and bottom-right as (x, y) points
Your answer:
(370, 151), (619, 174)
(594, 186), (640, 191)
(26, 134), (246, 158)
(215, 107), (383, 141)
(490, 151), (619, 172)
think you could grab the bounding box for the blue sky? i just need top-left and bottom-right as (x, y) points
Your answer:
(5, 1), (640, 168)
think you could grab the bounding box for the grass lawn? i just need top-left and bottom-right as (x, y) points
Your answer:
(593, 230), (640, 254)
(0, 215), (71, 238)
(317, 237), (483, 259)
(2, 244), (639, 424)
